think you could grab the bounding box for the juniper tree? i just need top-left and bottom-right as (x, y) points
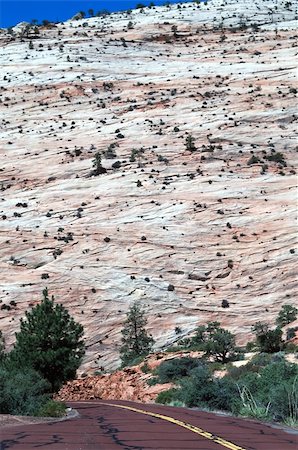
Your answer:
(252, 322), (283, 353)
(120, 302), (154, 366)
(190, 322), (236, 363)
(11, 288), (85, 392)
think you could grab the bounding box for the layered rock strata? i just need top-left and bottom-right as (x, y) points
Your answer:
(0, 0), (297, 371)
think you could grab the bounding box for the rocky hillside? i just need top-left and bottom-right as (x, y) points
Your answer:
(0, 0), (297, 372)
(56, 352), (183, 403)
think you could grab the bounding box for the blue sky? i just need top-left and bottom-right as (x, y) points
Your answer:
(0, 1), (193, 28)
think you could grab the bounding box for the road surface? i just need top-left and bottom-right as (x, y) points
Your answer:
(1, 400), (297, 449)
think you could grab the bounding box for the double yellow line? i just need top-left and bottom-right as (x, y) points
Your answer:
(103, 402), (246, 450)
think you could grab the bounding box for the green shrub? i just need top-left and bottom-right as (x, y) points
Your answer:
(36, 400), (66, 417)
(285, 343), (298, 353)
(188, 322), (237, 362)
(237, 360), (298, 422)
(226, 353), (276, 381)
(141, 363), (150, 373)
(156, 388), (179, 405)
(147, 376), (159, 386)
(246, 341), (257, 351)
(176, 365), (213, 407)
(247, 155), (260, 165)
(251, 322), (283, 353)
(249, 352), (274, 367)
(269, 377), (297, 422)
(266, 152), (286, 166)
(175, 366), (240, 412)
(123, 355), (146, 367)
(153, 354), (298, 425)
(276, 305), (298, 327)
(156, 357), (201, 383)
(286, 327), (298, 341)
(0, 364), (50, 415)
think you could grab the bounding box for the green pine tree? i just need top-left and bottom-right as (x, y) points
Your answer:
(11, 288), (85, 392)
(120, 302), (154, 366)
(92, 152), (106, 175)
(185, 134), (196, 152)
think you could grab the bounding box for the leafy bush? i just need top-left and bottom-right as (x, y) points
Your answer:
(147, 376), (159, 386)
(141, 363), (150, 373)
(153, 352), (297, 425)
(156, 357), (201, 383)
(156, 388), (179, 405)
(176, 366), (239, 412)
(249, 352), (275, 367)
(0, 364), (50, 415)
(251, 322), (283, 353)
(36, 400), (66, 417)
(237, 360), (298, 422)
(286, 327), (298, 341)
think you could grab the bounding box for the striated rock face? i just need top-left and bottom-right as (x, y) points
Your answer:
(0, 0), (297, 372)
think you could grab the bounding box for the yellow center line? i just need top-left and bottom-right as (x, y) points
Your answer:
(101, 402), (246, 450)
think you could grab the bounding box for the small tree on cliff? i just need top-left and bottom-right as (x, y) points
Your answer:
(11, 288), (85, 392)
(251, 322), (283, 353)
(276, 304), (298, 328)
(185, 134), (196, 152)
(120, 302), (154, 366)
(92, 152), (106, 175)
(191, 322), (236, 363)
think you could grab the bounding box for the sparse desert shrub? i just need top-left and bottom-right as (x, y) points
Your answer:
(247, 155), (260, 165)
(286, 327), (298, 341)
(221, 299), (229, 308)
(266, 152), (286, 166)
(92, 152), (107, 175)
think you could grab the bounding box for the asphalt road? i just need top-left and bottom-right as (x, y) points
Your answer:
(1, 400), (297, 450)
